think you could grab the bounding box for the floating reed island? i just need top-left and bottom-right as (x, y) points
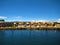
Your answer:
(0, 19), (60, 30)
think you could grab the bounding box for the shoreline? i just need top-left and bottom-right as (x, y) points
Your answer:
(0, 27), (60, 30)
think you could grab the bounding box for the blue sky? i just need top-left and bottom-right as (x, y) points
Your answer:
(0, 0), (60, 22)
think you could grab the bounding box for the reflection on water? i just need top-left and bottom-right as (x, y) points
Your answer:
(0, 30), (60, 45)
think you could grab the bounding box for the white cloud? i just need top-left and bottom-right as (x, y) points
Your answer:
(58, 18), (60, 22)
(31, 20), (47, 22)
(58, 19), (60, 21)
(0, 16), (7, 19)
(5, 16), (24, 22)
(5, 16), (49, 22)
(15, 16), (22, 18)
(38, 20), (46, 22)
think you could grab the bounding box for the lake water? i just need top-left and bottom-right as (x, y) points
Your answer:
(0, 30), (60, 45)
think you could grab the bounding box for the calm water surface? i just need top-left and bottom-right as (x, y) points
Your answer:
(0, 30), (60, 45)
